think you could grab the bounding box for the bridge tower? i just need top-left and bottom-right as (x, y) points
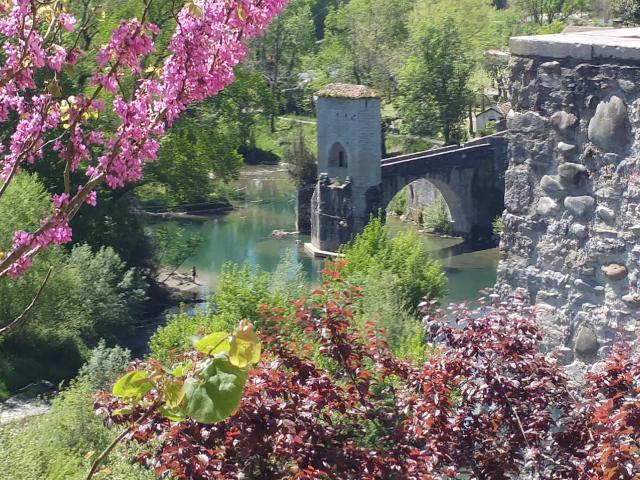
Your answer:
(307, 83), (382, 255)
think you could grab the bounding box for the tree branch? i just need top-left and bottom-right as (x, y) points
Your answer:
(86, 400), (163, 480)
(0, 266), (53, 337)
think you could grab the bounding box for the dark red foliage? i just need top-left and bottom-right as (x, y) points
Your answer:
(96, 263), (640, 480)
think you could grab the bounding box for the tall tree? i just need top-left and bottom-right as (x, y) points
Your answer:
(314, 0), (414, 96)
(397, 17), (475, 145)
(515, 0), (591, 24)
(612, 0), (640, 23)
(250, 0), (316, 130)
(143, 68), (274, 205)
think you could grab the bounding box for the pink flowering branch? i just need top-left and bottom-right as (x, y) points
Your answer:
(0, 0), (289, 283)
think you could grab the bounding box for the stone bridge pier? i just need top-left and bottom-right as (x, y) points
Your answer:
(498, 28), (640, 361)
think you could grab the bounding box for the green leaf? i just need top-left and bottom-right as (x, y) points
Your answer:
(165, 382), (186, 408)
(159, 405), (187, 422)
(172, 361), (193, 378)
(194, 332), (230, 356)
(112, 371), (155, 399)
(237, 4), (246, 21)
(187, 2), (203, 17)
(112, 407), (133, 416)
(229, 320), (261, 368)
(183, 358), (248, 424)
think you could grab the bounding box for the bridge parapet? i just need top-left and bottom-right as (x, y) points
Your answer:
(381, 131), (507, 166)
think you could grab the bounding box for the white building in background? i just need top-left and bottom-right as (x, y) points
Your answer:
(475, 107), (505, 132)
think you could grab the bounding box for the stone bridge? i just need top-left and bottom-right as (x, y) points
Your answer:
(380, 133), (507, 240)
(301, 83), (507, 255)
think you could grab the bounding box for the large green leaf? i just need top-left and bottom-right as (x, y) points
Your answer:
(229, 320), (261, 368)
(183, 358), (248, 424)
(159, 405), (187, 422)
(112, 371), (155, 399)
(194, 332), (230, 356)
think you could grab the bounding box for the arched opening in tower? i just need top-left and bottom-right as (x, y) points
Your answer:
(328, 142), (348, 168)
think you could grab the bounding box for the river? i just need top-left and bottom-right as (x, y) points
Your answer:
(175, 165), (499, 306)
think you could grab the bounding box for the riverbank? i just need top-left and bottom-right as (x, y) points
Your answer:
(154, 268), (204, 304)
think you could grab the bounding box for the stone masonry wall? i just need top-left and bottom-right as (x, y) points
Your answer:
(498, 52), (640, 363)
(310, 174), (354, 253)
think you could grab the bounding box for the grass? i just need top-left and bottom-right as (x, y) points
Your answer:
(253, 116), (317, 160)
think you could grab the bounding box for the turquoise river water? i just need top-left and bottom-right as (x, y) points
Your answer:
(178, 165), (500, 306)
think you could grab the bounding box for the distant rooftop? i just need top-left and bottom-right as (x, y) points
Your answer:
(316, 83), (380, 99)
(511, 27), (640, 61)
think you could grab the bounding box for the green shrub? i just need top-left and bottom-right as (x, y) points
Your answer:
(353, 270), (428, 359)
(149, 309), (232, 363)
(0, 350), (153, 480)
(387, 187), (407, 216)
(0, 378), (9, 402)
(0, 172), (147, 392)
(423, 199), (452, 235)
(78, 340), (131, 391)
(151, 258), (308, 363)
(492, 215), (504, 236)
(340, 216), (447, 307)
(211, 263), (271, 324)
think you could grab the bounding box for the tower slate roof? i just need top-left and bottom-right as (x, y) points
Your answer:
(316, 83), (380, 99)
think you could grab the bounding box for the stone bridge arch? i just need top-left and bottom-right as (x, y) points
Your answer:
(382, 174), (470, 234)
(380, 137), (507, 240)
(304, 83), (507, 254)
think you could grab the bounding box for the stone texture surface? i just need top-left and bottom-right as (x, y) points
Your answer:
(587, 96), (631, 153)
(498, 43), (640, 360)
(565, 196), (596, 217)
(602, 263), (628, 281)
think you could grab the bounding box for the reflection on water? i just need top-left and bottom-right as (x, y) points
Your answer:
(179, 165), (499, 305)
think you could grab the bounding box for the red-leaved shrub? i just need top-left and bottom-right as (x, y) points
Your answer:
(96, 263), (639, 479)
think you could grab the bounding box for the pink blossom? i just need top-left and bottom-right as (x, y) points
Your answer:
(86, 191), (97, 206)
(0, 0), (290, 279)
(7, 256), (32, 278)
(59, 13), (76, 32)
(12, 230), (32, 249)
(52, 192), (70, 209)
(47, 44), (67, 72)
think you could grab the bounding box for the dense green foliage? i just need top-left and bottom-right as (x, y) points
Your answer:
(150, 260), (307, 363)
(0, 345), (154, 480)
(340, 216), (447, 307)
(250, 0), (316, 120)
(613, 0), (640, 24)
(284, 127), (317, 186)
(387, 188), (408, 216)
(397, 17), (475, 144)
(142, 68), (275, 207)
(515, 0), (591, 24)
(423, 199), (454, 235)
(0, 175), (147, 398)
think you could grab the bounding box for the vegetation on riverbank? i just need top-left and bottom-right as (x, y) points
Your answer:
(0, 216), (446, 477)
(2, 1), (638, 479)
(7, 257), (636, 479)
(0, 175), (147, 401)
